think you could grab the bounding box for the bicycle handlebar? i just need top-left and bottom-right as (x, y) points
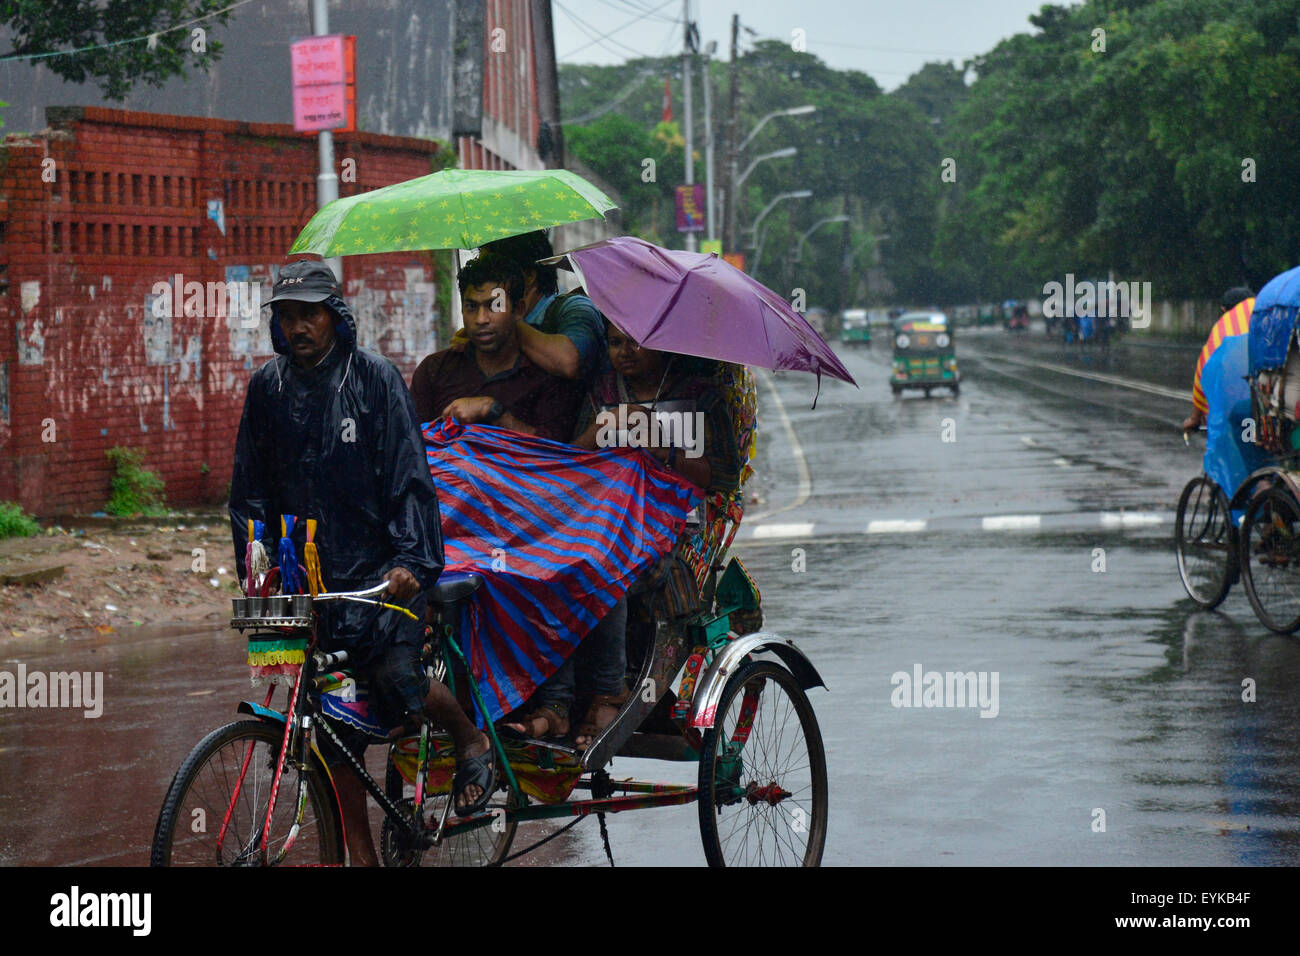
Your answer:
(310, 582), (392, 602)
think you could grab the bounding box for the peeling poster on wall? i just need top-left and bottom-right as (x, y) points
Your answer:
(144, 290), (174, 365)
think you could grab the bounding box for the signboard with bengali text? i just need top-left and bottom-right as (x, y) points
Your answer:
(291, 35), (356, 133)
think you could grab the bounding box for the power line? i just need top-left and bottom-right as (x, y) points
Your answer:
(807, 39), (980, 58)
(555, 0), (675, 61)
(560, 67), (659, 124)
(606, 0), (680, 25)
(0, 0), (256, 63)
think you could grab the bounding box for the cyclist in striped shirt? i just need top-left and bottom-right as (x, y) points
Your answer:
(1183, 287), (1254, 434)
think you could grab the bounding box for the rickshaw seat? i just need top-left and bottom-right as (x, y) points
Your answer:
(430, 572), (483, 605)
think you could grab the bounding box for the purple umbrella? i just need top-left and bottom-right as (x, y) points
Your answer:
(549, 236), (857, 388)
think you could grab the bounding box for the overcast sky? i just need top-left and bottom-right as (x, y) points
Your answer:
(551, 0), (1053, 89)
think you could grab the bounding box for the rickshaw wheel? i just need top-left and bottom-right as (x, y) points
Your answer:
(697, 661), (828, 867)
(383, 747), (518, 867)
(1240, 485), (1300, 634)
(1174, 475), (1236, 610)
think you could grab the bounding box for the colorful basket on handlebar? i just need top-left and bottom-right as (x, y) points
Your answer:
(247, 634), (308, 686)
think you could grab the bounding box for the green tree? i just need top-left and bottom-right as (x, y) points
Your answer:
(0, 0), (232, 100)
(894, 61), (969, 125)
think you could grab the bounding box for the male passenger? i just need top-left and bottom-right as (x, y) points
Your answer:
(410, 253), (582, 437)
(452, 230), (607, 387)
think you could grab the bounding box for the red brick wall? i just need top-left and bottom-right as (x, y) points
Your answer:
(0, 107), (445, 516)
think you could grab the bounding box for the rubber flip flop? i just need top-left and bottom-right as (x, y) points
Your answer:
(452, 744), (496, 818)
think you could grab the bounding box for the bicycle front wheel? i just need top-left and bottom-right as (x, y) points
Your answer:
(1241, 486), (1300, 634)
(151, 719), (343, 866)
(697, 660), (828, 867)
(1175, 475), (1236, 609)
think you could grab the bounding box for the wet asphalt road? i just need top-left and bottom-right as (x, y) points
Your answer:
(5, 325), (1300, 866)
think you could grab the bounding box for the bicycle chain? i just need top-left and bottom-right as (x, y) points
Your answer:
(315, 717), (410, 828)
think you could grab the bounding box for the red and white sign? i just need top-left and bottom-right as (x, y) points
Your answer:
(291, 35), (356, 133)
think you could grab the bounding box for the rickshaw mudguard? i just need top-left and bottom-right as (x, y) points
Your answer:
(689, 632), (825, 729)
(238, 700), (287, 724)
(1227, 466), (1300, 512)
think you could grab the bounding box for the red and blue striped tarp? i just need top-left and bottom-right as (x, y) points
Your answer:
(423, 419), (701, 724)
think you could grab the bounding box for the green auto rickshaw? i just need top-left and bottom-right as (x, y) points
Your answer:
(840, 308), (871, 346)
(890, 312), (959, 397)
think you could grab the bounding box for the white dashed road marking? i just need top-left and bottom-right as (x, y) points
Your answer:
(752, 522), (815, 539)
(982, 514), (1042, 531)
(867, 519), (928, 534)
(741, 511), (1169, 542)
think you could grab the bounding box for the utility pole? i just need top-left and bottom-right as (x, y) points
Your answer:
(310, 0), (341, 282)
(681, 0), (696, 252)
(837, 193), (852, 314)
(724, 13), (739, 254)
(702, 43), (716, 244)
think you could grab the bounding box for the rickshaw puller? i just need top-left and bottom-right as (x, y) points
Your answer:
(230, 260), (492, 864)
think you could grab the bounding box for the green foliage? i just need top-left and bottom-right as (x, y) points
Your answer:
(0, 0), (232, 101)
(0, 501), (39, 538)
(566, 112), (681, 246)
(562, 1), (1300, 304)
(561, 43), (949, 308)
(105, 446), (167, 516)
(935, 0), (1300, 299)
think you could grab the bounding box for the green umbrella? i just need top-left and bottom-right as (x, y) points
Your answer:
(289, 168), (617, 256)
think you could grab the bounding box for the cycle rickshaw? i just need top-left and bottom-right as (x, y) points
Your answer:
(151, 368), (832, 868)
(148, 178), (857, 867)
(1176, 271), (1300, 633)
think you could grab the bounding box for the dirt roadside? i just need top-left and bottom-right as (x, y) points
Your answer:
(0, 515), (236, 642)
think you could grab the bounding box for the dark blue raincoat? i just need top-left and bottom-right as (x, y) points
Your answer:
(229, 295), (444, 665)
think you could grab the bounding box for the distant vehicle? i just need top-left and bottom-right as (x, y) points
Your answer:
(840, 308), (870, 346)
(891, 313), (959, 397)
(1005, 301), (1030, 333)
(892, 310), (948, 332)
(951, 304), (978, 328)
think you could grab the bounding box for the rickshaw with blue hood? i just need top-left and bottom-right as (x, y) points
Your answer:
(1225, 265), (1300, 632)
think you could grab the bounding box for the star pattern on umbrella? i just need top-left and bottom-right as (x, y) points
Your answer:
(291, 170), (615, 256)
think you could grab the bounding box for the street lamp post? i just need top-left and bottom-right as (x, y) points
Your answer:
(738, 103), (816, 153)
(726, 104), (816, 253)
(748, 189), (812, 277)
(794, 215), (851, 262)
(735, 146), (796, 193)
(785, 215), (850, 293)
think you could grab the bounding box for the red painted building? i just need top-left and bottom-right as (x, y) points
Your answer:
(0, 1), (601, 517)
(0, 107), (445, 515)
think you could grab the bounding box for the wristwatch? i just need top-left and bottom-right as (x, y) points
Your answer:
(485, 399), (507, 423)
